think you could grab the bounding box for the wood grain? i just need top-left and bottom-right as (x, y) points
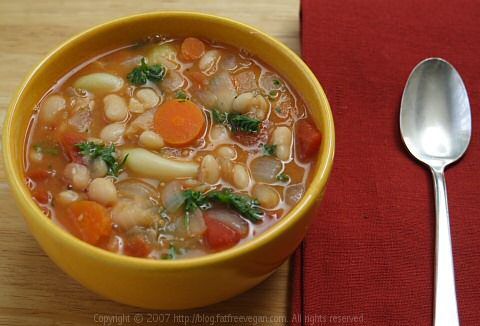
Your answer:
(0, 1), (300, 325)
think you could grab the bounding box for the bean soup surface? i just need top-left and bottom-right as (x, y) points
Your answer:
(24, 36), (322, 259)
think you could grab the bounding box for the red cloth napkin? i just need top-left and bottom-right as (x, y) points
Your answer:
(293, 1), (480, 325)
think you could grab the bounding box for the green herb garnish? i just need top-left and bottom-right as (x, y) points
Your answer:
(276, 172), (290, 182)
(229, 114), (261, 133)
(161, 245), (176, 260)
(212, 109), (228, 124)
(32, 142), (60, 156)
(183, 190), (211, 213)
(207, 188), (263, 223)
(273, 79), (281, 87)
(268, 90), (278, 101)
(175, 90), (189, 100)
(127, 58), (166, 85)
(181, 188), (264, 223)
(262, 144), (277, 156)
(182, 189), (211, 227)
(212, 110), (261, 133)
(75, 141), (127, 177)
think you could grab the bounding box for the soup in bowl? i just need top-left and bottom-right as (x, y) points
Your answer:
(3, 12), (334, 308)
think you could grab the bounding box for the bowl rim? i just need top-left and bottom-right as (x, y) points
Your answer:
(2, 11), (335, 270)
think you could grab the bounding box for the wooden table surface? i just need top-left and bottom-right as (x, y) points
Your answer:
(0, 1), (300, 325)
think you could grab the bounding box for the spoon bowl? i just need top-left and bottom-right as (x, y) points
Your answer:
(400, 58), (471, 168)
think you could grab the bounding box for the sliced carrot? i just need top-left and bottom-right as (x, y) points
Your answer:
(59, 131), (86, 163)
(296, 119), (322, 161)
(181, 37), (205, 61)
(153, 99), (205, 146)
(62, 201), (112, 245)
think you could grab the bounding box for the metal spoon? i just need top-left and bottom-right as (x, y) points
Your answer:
(400, 58), (471, 326)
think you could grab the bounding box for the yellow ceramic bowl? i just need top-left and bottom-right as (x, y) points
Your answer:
(2, 12), (334, 309)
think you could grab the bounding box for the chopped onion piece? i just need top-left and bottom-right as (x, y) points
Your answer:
(187, 209), (207, 236)
(161, 70), (184, 92)
(285, 184), (305, 206)
(125, 109), (155, 138)
(250, 156), (282, 183)
(116, 179), (159, 201)
(111, 199), (155, 230)
(209, 72), (237, 112)
(194, 89), (217, 108)
(220, 54), (237, 70)
(161, 181), (185, 213)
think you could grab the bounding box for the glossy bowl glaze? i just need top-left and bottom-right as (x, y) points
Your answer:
(2, 12), (334, 309)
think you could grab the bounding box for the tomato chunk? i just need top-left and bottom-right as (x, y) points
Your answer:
(296, 119), (322, 161)
(27, 168), (51, 182)
(62, 201), (112, 245)
(59, 131), (86, 163)
(123, 235), (151, 258)
(186, 71), (208, 89)
(204, 215), (241, 251)
(32, 187), (50, 204)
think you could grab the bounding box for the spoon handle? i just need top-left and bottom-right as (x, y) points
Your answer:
(431, 167), (460, 326)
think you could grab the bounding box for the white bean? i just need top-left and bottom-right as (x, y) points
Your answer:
(215, 146), (236, 159)
(87, 178), (118, 206)
(56, 190), (80, 206)
(73, 73), (124, 93)
(122, 148), (199, 181)
(232, 164), (250, 189)
(253, 184), (280, 209)
(253, 96), (268, 120)
(210, 124), (229, 141)
(139, 130), (164, 150)
(272, 126), (292, 161)
(198, 50), (220, 74)
(276, 145), (291, 162)
(100, 123), (125, 144)
(147, 44), (178, 69)
(150, 44), (176, 61)
(198, 154), (220, 184)
(232, 92), (254, 114)
(39, 94), (66, 124)
(232, 92), (268, 120)
(135, 88), (159, 109)
(218, 157), (233, 182)
(128, 97), (145, 113)
(103, 94), (128, 122)
(90, 158), (108, 178)
(63, 163), (90, 191)
(86, 137), (103, 144)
